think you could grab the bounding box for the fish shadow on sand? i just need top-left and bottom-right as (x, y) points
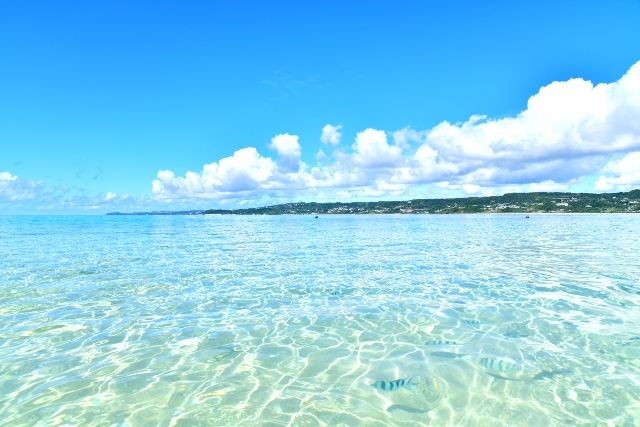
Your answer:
(480, 357), (571, 381)
(386, 403), (432, 414)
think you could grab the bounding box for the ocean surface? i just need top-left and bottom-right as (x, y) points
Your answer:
(1, 214), (639, 426)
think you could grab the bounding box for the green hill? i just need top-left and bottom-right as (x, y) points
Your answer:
(198, 189), (640, 215)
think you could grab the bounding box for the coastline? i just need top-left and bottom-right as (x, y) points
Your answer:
(107, 189), (640, 216)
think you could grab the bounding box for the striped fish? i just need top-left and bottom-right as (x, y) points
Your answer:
(480, 357), (519, 373)
(425, 339), (459, 346)
(372, 376), (419, 392)
(462, 319), (481, 326)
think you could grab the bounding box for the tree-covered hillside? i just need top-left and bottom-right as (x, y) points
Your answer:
(196, 189), (640, 215)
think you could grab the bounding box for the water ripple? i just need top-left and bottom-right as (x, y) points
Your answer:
(0, 214), (639, 426)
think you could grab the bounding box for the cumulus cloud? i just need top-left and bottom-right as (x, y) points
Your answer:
(269, 133), (301, 158)
(425, 68), (640, 163)
(269, 133), (302, 172)
(393, 61), (640, 189)
(315, 149), (327, 161)
(152, 60), (640, 203)
(0, 172), (43, 201)
(321, 124), (342, 145)
(152, 147), (276, 199)
(528, 180), (571, 192)
(595, 152), (640, 191)
(352, 128), (402, 168)
(392, 127), (422, 150)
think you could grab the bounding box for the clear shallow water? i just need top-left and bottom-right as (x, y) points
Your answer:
(1, 214), (639, 426)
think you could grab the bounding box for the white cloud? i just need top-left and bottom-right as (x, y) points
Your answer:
(392, 127), (421, 150)
(0, 171), (17, 184)
(321, 124), (342, 145)
(269, 133), (302, 172)
(528, 180), (570, 192)
(462, 183), (481, 194)
(352, 128), (401, 168)
(150, 61), (640, 203)
(595, 151), (640, 191)
(0, 172), (146, 213)
(386, 61), (640, 189)
(0, 172), (43, 201)
(315, 149), (327, 161)
(423, 62), (640, 168)
(152, 147), (276, 199)
(269, 133), (301, 158)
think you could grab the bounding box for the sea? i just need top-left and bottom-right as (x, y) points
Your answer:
(1, 214), (639, 426)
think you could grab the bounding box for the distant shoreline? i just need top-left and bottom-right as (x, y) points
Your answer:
(107, 212), (640, 216)
(107, 189), (640, 216)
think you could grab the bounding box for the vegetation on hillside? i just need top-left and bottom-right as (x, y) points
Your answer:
(107, 190), (640, 215)
(199, 189), (640, 215)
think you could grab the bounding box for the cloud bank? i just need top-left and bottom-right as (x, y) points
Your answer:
(0, 172), (43, 201)
(595, 152), (640, 191)
(152, 61), (640, 202)
(0, 171), (137, 213)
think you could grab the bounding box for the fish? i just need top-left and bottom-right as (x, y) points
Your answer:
(425, 340), (459, 346)
(462, 319), (481, 326)
(372, 376), (419, 392)
(430, 351), (469, 359)
(386, 404), (431, 414)
(480, 357), (519, 373)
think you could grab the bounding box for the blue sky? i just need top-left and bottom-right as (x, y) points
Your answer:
(1, 1), (640, 213)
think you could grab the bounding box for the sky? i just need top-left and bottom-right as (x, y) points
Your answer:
(1, 0), (640, 213)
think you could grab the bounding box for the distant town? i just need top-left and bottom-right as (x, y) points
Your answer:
(107, 189), (640, 215)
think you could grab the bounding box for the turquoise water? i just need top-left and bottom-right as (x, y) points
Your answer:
(1, 214), (639, 426)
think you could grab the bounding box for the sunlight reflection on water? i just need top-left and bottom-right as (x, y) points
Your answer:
(0, 214), (639, 426)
